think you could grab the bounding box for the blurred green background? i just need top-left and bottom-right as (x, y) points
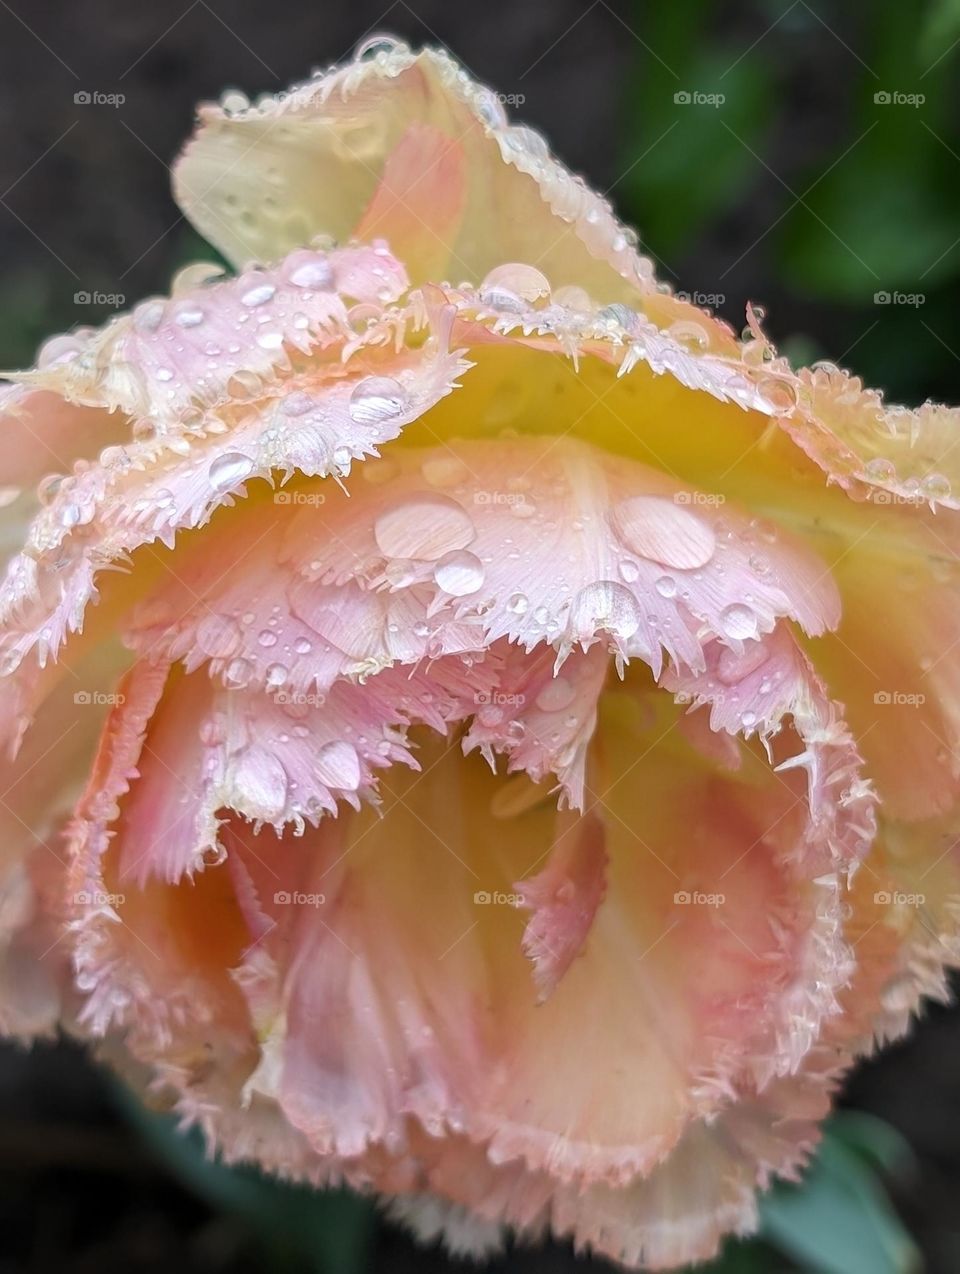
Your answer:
(0, 1), (958, 1271)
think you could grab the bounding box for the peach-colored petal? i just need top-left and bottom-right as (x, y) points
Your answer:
(9, 246), (408, 423)
(173, 42), (662, 305)
(514, 811), (607, 1001)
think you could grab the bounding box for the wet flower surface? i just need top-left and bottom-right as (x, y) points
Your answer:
(1, 37), (959, 1271)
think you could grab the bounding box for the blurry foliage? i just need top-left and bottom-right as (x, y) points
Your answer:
(620, 0), (960, 403)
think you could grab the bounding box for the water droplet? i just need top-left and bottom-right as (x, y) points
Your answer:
(257, 330), (284, 351)
(479, 263), (550, 304)
(570, 580), (640, 640)
(612, 495), (716, 570)
(294, 636), (313, 655)
(433, 550), (485, 596)
(535, 677), (576, 712)
(668, 318), (710, 350)
(257, 629), (278, 648)
(720, 603), (759, 641)
(288, 257), (334, 289)
(281, 391), (314, 417)
(422, 455), (468, 488)
(224, 656), (253, 687)
(175, 307), (205, 329)
(209, 451), (254, 491)
(655, 575), (677, 598)
(922, 472), (951, 502)
(374, 494), (475, 561)
(197, 613), (242, 659)
(241, 283), (276, 307)
(314, 740), (361, 791)
(507, 592), (529, 615)
(865, 457), (896, 483)
(348, 376), (409, 427)
(265, 662), (288, 687)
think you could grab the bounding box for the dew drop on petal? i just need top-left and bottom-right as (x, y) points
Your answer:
(422, 455), (468, 488)
(209, 451), (254, 491)
(314, 740), (361, 791)
(655, 574), (677, 598)
(479, 263), (550, 303)
(288, 258), (334, 289)
(720, 602), (759, 641)
(535, 677), (576, 713)
(196, 613), (242, 659)
(612, 495), (716, 570)
(570, 580), (640, 640)
(348, 376), (409, 426)
(433, 550), (485, 596)
(265, 662), (288, 687)
(241, 283), (276, 307)
(175, 307), (205, 329)
(374, 494), (475, 561)
(281, 391), (315, 417)
(507, 592), (529, 615)
(224, 657), (253, 688)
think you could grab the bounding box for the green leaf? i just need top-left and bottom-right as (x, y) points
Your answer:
(759, 1131), (921, 1274)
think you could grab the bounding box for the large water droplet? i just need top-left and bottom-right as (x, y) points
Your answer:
(422, 455), (468, 488)
(281, 391), (314, 417)
(570, 580), (641, 640)
(175, 307), (205, 329)
(241, 283), (276, 307)
(209, 451), (254, 491)
(612, 495), (716, 570)
(720, 602), (759, 641)
(196, 613), (242, 659)
(288, 257), (334, 289)
(348, 376), (409, 427)
(535, 677), (576, 713)
(433, 550), (485, 596)
(314, 740), (361, 791)
(479, 263), (550, 304)
(374, 494), (475, 561)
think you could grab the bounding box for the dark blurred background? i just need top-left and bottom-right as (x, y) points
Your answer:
(1, 2), (959, 1271)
